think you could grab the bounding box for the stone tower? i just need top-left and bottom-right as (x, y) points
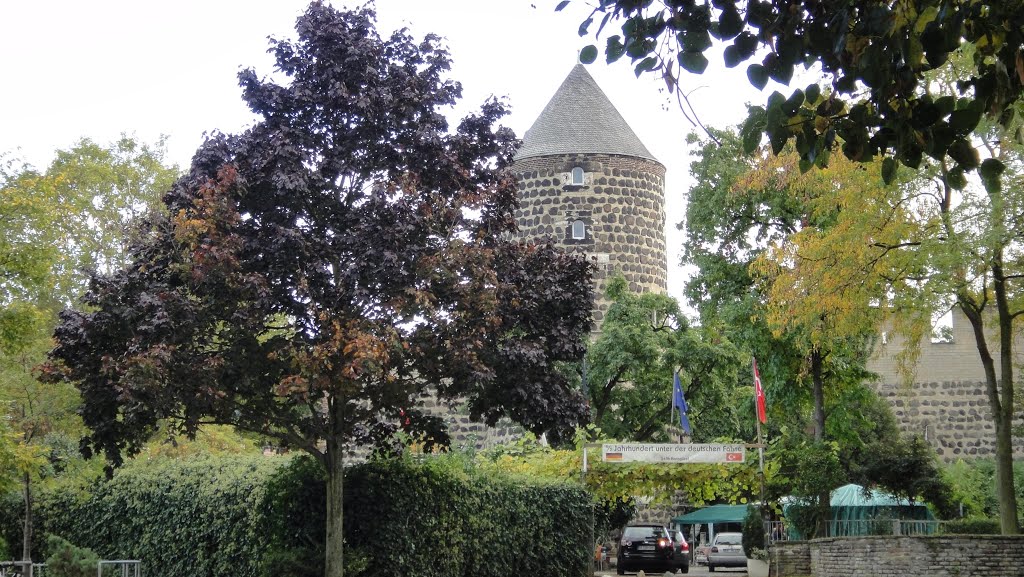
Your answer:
(512, 63), (667, 327)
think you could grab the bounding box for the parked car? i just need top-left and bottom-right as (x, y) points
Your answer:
(670, 529), (690, 573)
(694, 543), (710, 565)
(707, 531), (746, 572)
(616, 523), (675, 575)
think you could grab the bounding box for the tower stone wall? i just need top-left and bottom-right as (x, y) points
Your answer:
(513, 153), (666, 325)
(511, 63), (668, 329)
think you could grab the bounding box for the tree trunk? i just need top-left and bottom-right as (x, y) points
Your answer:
(22, 472), (32, 562)
(325, 433), (345, 577)
(809, 351), (830, 538)
(325, 392), (346, 577)
(992, 258), (1020, 535)
(810, 351), (825, 442)
(960, 292), (1020, 535)
(993, 406), (1019, 534)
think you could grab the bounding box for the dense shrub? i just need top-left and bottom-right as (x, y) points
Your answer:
(342, 457), (591, 577)
(0, 489), (22, 558)
(1, 454), (591, 577)
(44, 536), (99, 577)
(942, 518), (1001, 535)
(943, 459), (1024, 520)
(259, 455), (326, 577)
(741, 504), (764, 558)
(37, 455), (281, 577)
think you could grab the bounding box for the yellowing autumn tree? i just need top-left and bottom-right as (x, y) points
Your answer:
(746, 117), (1024, 533)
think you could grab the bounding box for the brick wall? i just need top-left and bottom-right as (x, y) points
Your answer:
(342, 393), (525, 462)
(807, 536), (1024, 577)
(872, 379), (1024, 461)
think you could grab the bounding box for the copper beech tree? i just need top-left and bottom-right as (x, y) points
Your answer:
(44, 4), (592, 576)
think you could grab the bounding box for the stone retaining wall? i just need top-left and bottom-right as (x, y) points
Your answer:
(769, 541), (811, 576)
(772, 536), (1024, 577)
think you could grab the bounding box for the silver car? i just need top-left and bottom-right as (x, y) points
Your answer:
(707, 532), (745, 571)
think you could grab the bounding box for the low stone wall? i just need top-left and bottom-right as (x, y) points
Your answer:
(769, 541), (811, 577)
(807, 535), (1024, 577)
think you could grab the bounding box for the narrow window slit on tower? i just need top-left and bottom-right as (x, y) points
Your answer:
(571, 219), (586, 239)
(571, 166), (584, 185)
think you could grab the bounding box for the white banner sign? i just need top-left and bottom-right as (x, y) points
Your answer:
(601, 443), (745, 464)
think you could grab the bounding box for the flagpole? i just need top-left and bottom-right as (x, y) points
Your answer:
(669, 374), (675, 434)
(756, 412), (765, 499)
(753, 360), (766, 509)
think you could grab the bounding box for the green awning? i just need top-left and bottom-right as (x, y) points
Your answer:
(671, 504), (748, 525)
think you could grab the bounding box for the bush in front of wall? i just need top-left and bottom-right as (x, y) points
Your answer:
(34, 455), (282, 577)
(942, 518), (1001, 535)
(263, 453), (592, 577)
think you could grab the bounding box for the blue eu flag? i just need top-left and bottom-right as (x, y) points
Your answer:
(672, 371), (692, 435)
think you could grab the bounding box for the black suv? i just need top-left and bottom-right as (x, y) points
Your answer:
(616, 523), (675, 575)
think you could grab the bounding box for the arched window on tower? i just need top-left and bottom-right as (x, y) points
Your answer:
(571, 219), (586, 240)
(571, 166), (585, 185)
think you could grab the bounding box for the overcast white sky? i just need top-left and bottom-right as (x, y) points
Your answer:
(1, 0), (778, 305)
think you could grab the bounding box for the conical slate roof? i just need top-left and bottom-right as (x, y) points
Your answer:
(514, 63), (658, 162)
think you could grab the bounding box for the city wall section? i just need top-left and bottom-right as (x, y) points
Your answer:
(866, 309), (1024, 462)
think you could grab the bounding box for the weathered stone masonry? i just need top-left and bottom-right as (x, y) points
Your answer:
(772, 536), (1024, 577)
(867, 309), (1024, 462)
(513, 153), (667, 325)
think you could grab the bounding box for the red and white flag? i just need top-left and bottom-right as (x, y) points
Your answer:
(753, 357), (767, 424)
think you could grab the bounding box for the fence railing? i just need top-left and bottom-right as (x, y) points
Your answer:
(98, 560), (141, 577)
(765, 519), (947, 541)
(0, 562), (45, 577)
(0, 560), (139, 577)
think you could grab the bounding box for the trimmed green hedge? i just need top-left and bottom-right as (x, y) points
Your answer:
(3, 454), (591, 577)
(343, 459), (591, 577)
(37, 455), (280, 577)
(942, 518), (1002, 535)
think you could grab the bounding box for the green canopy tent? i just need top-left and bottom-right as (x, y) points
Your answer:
(670, 504), (748, 546)
(783, 483), (935, 538)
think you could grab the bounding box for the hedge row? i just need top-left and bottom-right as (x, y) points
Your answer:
(36, 456), (280, 577)
(342, 459), (591, 577)
(942, 518), (1002, 535)
(2, 454), (591, 577)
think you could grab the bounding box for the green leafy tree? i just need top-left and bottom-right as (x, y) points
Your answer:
(770, 440), (845, 538)
(684, 128), (955, 529)
(684, 129), (872, 441)
(44, 5), (593, 577)
(1, 137), (177, 560)
(682, 129), (808, 423)
(563, 0), (1023, 187)
(734, 70), (1024, 532)
(0, 157), (55, 355)
(2, 137), (177, 315)
(38, 136), (179, 303)
(739, 136), (906, 443)
(585, 275), (746, 442)
(944, 459), (1024, 520)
